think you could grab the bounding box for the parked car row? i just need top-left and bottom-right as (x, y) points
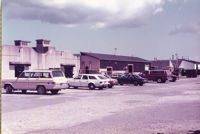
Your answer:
(2, 69), (196, 95)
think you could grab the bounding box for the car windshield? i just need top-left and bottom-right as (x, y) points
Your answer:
(52, 71), (64, 77)
(104, 75), (111, 78)
(98, 76), (107, 79)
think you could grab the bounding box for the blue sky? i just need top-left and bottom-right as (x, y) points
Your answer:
(2, 0), (200, 61)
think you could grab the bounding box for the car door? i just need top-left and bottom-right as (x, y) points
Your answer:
(13, 72), (29, 89)
(119, 75), (127, 84)
(28, 72), (40, 90)
(81, 75), (89, 87)
(70, 75), (82, 86)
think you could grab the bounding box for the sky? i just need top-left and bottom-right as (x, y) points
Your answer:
(2, 0), (200, 61)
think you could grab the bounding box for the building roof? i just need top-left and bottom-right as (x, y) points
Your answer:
(80, 52), (151, 63)
(151, 60), (170, 70)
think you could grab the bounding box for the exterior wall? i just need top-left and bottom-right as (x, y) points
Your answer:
(80, 55), (100, 71)
(100, 60), (150, 72)
(2, 45), (80, 79)
(179, 60), (195, 69)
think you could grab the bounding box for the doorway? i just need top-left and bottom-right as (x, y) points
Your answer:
(107, 67), (113, 76)
(128, 64), (134, 73)
(15, 65), (24, 77)
(64, 66), (74, 78)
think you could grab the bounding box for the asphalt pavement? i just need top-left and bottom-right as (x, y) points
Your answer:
(1, 76), (200, 134)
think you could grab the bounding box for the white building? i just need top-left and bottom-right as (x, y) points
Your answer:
(2, 39), (80, 79)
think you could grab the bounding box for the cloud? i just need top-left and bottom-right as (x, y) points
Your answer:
(169, 22), (200, 35)
(3, 0), (165, 29)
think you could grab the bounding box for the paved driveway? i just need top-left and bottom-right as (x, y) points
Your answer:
(2, 76), (200, 134)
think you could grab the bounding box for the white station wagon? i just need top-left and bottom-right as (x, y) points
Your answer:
(68, 74), (109, 90)
(2, 70), (69, 95)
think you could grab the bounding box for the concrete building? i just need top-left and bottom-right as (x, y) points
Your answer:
(79, 52), (151, 75)
(2, 39), (80, 79)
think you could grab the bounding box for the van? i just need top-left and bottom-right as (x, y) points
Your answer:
(139, 70), (172, 83)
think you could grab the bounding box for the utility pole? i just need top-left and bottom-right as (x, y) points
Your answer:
(175, 52), (178, 68)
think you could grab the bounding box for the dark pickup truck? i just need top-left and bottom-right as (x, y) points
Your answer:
(139, 70), (172, 83)
(181, 69), (197, 78)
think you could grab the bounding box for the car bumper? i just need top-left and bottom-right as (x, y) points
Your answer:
(52, 83), (69, 89)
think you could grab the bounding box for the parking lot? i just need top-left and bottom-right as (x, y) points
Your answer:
(2, 76), (200, 134)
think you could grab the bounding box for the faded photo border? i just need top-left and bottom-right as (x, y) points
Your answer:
(0, 0), (2, 132)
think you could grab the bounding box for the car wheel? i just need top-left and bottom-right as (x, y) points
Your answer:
(120, 84), (123, 85)
(89, 83), (95, 89)
(74, 87), (78, 89)
(22, 90), (27, 94)
(37, 86), (46, 95)
(51, 90), (59, 94)
(157, 78), (162, 83)
(108, 84), (113, 88)
(133, 81), (138, 86)
(5, 85), (13, 94)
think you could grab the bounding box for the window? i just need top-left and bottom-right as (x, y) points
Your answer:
(52, 71), (64, 77)
(74, 75), (82, 79)
(19, 72), (30, 78)
(40, 72), (52, 78)
(82, 75), (88, 80)
(98, 76), (107, 79)
(31, 72), (40, 78)
(145, 65), (149, 70)
(143, 71), (149, 75)
(89, 76), (97, 79)
(151, 71), (164, 74)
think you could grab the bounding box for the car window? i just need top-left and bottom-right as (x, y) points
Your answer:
(74, 75), (82, 79)
(151, 71), (164, 74)
(52, 71), (64, 77)
(19, 72), (30, 78)
(82, 75), (88, 80)
(40, 72), (52, 78)
(134, 74), (143, 79)
(143, 71), (149, 74)
(31, 72), (40, 78)
(104, 75), (111, 78)
(89, 76), (97, 79)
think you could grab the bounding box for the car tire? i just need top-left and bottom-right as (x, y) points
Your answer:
(133, 81), (138, 86)
(37, 86), (46, 95)
(22, 90), (27, 94)
(5, 85), (13, 94)
(74, 87), (78, 89)
(120, 84), (123, 85)
(89, 83), (95, 89)
(162, 80), (166, 83)
(157, 78), (162, 83)
(108, 85), (113, 88)
(51, 90), (59, 94)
